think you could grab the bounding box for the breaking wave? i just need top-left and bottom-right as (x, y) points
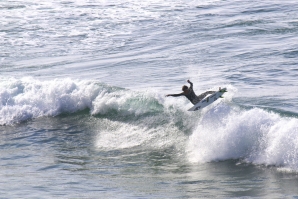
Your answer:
(1, 77), (298, 172)
(187, 104), (298, 171)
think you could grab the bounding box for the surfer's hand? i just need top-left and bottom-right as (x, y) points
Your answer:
(187, 80), (191, 83)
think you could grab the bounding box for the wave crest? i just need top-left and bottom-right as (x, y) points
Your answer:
(0, 78), (100, 125)
(187, 105), (298, 171)
(0, 77), (165, 125)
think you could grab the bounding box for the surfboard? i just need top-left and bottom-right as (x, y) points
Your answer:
(188, 88), (227, 111)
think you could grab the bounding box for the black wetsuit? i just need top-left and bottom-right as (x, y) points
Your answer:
(168, 81), (215, 105)
(184, 88), (200, 105)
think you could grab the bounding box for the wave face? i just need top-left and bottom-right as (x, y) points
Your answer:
(0, 77), (185, 125)
(1, 78), (298, 172)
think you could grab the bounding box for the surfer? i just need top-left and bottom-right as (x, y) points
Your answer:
(166, 80), (216, 105)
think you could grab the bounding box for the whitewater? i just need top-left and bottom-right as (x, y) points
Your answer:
(1, 0), (298, 198)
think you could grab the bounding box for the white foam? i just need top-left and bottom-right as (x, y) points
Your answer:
(0, 77), (166, 125)
(0, 77), (100, 125)
(95, 120), (157, 150)
(186, 104), (298, 171)
(95, 117), (186, 152)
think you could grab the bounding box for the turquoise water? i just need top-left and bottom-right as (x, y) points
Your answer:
(1, 0), (298, 198)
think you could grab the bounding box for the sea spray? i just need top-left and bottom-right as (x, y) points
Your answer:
(187, 104), (298, 171)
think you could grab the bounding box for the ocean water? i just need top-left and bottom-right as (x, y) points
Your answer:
(1, 0), (298, 198)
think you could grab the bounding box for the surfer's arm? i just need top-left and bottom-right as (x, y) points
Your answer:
(166, 93), (184, 97)
(187, 80), (193, 89)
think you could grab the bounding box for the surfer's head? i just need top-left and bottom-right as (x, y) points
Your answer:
(182, 85), (188, 91)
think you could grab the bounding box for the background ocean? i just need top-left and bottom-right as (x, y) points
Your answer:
(1, 0), (298, 198)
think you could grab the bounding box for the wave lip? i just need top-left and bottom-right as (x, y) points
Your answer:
(187, 104), (298, 171)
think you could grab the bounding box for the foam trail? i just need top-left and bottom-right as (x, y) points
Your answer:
(95, 119), (186, 151)
(187, 104), (298, 171)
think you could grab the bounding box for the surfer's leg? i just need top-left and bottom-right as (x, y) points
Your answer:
(205, 91), (216, 94)
(192, 97), (200, 105)
(197, 92), (210, 101)
(196, 91), (216, 102)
